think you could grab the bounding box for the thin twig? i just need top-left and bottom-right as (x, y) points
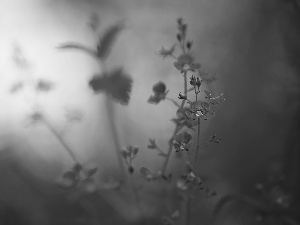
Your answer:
(162, 71), (188, 176)
(106, 95), (126, 179)
(42, 118), (79, 164)
(193, 86), (201, 172)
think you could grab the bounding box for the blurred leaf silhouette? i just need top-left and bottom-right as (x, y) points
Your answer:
(89, 68), (132, 105)
(58, 22), (123, 61)
(87, 12), (100, 31)
(36, 79), (55, 92)
(58, 42), (98, 59)
(96, 22), (123, 60)
(147, 81), (169, 104)
(10, 81), (24, 94)
(12, 44), (30, 69)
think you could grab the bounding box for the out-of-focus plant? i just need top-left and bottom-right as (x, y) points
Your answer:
(20, 16), (226, 224)
(58, 19), (133, 182)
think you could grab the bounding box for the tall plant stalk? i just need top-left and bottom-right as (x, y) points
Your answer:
(161, 71), (188, 176)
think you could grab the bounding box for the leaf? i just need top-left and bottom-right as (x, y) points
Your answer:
(140, 167), (151, 176)
(58, 171), (79, 190)
(58, 42), (98, 59)
(204, 90), (225, 105)
(80, 178), (97, 193)
(88, 13), (100, 31)
(89, 68), (132, 105)
(36, 79), (55, 92)
(10, 81), (23, 94)
(152, 81), (166, 94)
(177, 53), (194, 64)
(147, 82), (168, 104)
(158, 152), (167, 157)
(120, 149), (128, 159)
(156, 45), (176, 58)
(97, 22), (124, 60)
(87, 167), (98, 177)
(132, 146), (139, 156)
(189, 100), (210, 111)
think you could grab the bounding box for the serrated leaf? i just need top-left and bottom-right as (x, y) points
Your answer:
(12, 44), (30, 69)
(58, 42), (98, 58)
(156, 45), (176, 58)
(89, 68), (132, 105)
(97, 22), (124, 60)
(147, 138), (157, 149)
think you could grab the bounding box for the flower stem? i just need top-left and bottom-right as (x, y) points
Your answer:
(185, 197), (191, 225)
(129, 173), (144, 219)
(42, 117), (79, 164)
(98, 60), (125, 180)
(161, 71), (188, 176)
(193, 87), (201, 172)
(105, 95), (126, 179)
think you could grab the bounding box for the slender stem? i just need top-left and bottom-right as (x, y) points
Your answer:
(180, 71), (188, 108)
(105, 95), (126, 179)
(194, 119), (201, 171)
(98, 60), (125, 179)
(155, 146), (166, 155)
(185, 197), (191, 225)
(161, 71), (188, 176)
(42, 118), (79, 164)
(193, 87), (201, 172)
(129, 173), (144, 219)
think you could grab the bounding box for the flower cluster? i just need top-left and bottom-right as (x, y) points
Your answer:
(120, 145), (139, 174)
(177, 162), (202, 191)
(58, 163), (98, 193)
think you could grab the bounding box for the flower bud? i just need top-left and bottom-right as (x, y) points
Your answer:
(196, 77), (202, 88)
(178, 92), (187, 100)
(190, 75), (196, 86)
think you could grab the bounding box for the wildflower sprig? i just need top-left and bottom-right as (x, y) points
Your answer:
(149, 18), (223, 178)
(121, 145), (139, 174)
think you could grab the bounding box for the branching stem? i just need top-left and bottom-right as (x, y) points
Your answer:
(162, 71), (188, 176)
(42, 118), (79, 164)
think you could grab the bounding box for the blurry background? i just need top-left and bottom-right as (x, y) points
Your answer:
(0, 0), (299, 224)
